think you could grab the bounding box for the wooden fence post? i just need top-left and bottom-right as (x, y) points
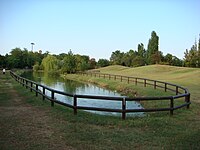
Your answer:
(170, 97), (174, 115)
(154, 81), (156, 89)
(122, 98), (126, 120)
(73, 95), (77, 115)
(43, 87), (45, 100)
(187, 94), (190, 109)
(30, 82), (33, 92)
(185, 93), (190, 109)
(176, 86), (178, 95)
(51, 91), (54, 107)
(26, 80), (28, 89)
(36, 84), (38, 97)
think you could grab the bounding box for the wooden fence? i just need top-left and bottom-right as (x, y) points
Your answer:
(10, 71), (191, 119)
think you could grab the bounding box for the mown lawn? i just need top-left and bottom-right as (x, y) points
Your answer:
(1, 65), (200, 150)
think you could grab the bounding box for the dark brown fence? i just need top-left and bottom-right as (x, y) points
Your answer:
(10, 71), (191, 119)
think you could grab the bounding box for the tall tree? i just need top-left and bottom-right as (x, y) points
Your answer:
(147, 31), (160, 64)
(184, 37), (199, 67)
(198, 34), (200, 67)
(138, 43), (146, 57)
(184, 49), (190, 67)
(137, 43), (146, 66)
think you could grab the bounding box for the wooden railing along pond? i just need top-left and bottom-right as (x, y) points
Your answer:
(10, 71), (191, 119)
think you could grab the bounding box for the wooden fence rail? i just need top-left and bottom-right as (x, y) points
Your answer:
(10, 71), (191, 120)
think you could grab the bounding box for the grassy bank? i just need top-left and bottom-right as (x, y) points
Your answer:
(95, 65), (200, 103)
(62, 65), (198, 110)
(1, 65), (200, 149)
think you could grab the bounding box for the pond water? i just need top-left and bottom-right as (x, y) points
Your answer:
(21, 71), (143, 117)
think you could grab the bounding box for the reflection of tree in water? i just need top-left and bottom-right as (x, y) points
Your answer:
(41, 72), (59, 86)
(23, 71), (115, 95)
(24, 71), (87, 94)
(32, 71), (43, 82)
(21, 71), (42, 83)
(63, 79), (86, 94)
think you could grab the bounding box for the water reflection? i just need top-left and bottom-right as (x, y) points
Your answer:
(22, 71), (144, 117)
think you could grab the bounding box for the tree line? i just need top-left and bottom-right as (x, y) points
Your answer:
(36, 50), (98, 74)
(0, 48), (46, 69)
(110, 31), (200, 67)
(1, 31), (200, 72)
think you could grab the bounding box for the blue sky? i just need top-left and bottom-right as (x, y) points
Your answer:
(1, 0), (200, 60)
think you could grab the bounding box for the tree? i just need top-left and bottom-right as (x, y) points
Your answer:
(147, 31), (159, 64)
(198, 34), (200, 52)
(121, 50), (136, 67)
(8, 48), (23, 68)
(190, 44), (198, 67)
(0, 55), (6, 68)
(164, 53), (173, 65)
(137, 43), (146, 66)
(97, 59), (110, 67)
(197, 34), (200, 67)
(184, 37), (199, 67)
(150, 51), (163, 64)
(26, 50), (35, 68)
(75, 54), (90, 71)
(110, 50), (124, 65)
(3, 47), (45, 69)
(89, 58), (96, 69)
(138, 43), (146, 57)
(41, 55), (58, 72)
(184, 49), (190, 66)
(57, 53), (68, 60)
(62, 50), (76, 73)
(171, 56), (183, 66)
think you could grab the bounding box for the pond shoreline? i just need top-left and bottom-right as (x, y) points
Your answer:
(61, 73), (139, 98)
(21, 71), (143, 117)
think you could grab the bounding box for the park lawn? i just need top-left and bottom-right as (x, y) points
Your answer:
(92, 65), (200, 103)
(1, 65), (200, 149)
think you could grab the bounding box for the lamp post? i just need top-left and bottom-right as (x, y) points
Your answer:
(31, 42), (35, 51)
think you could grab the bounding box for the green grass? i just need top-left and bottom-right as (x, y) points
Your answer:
(63, 65), (198, 110)
(1, 65), (200, 149)
(92, 64), (200, 103)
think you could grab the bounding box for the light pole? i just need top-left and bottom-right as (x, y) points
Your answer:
(31, 42), (35, 51)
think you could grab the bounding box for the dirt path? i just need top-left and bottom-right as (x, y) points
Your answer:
(0, 73), (74, 150)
